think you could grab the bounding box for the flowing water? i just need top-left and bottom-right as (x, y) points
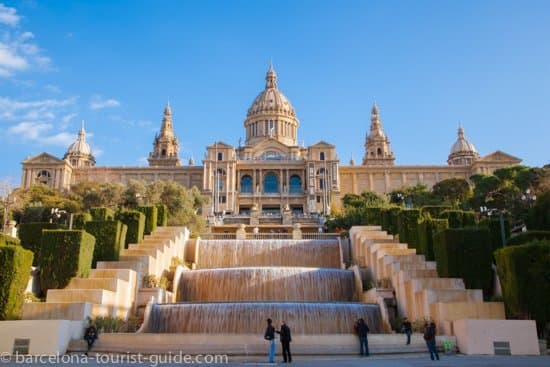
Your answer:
(147, 302), (381, 334)
(177, 267), (355, 302)
(143, 238), (382, 334)
(196, 239), (342, 269)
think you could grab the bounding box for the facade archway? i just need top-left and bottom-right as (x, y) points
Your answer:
(289, 175), (302, 193)
(240, 175), (253, 193)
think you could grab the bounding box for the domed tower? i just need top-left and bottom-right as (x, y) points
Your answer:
(244, 63), (299, 146)
(64, 120), (95, 167)
(448, 124), (479, 166)
(148, 102), (181, 166)
(362, 103), (395, 166)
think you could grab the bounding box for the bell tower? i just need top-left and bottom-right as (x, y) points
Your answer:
(362, 103), (395, 166)
(148, 102), (181, 167)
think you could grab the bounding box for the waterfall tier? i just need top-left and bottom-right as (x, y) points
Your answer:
(177, 267), (355, 302)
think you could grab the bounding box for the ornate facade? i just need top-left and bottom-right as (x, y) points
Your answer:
(20, 64), (521, 216)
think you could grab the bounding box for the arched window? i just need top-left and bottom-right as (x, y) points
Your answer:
(240, 175), (253, 193)
(317, 168), (326, 190)
(320, 152), (325, 161)
(36, 170), (52, 185)
(161, 149), (167, 157)
(377, 148), (382, 157)
(263, 173), (279, 193)
(289, 175), (302, 193)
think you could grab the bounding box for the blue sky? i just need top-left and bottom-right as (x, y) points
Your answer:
(1, 0), (549, 186)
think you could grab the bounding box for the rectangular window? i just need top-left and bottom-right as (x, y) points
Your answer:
(217, 152), (223, 161)
(316, 195), (321, 203)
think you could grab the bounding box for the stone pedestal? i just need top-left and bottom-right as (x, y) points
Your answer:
(250, 205), (259, 226)
(236, 224), (246, 240)
(292, 223), (302, 239)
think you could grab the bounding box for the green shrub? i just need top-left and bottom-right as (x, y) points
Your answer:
(417, 218), (449, 261)
(506, 231), (550, 247)
(462, 211), (476, 226)
(420, 205), (452, 219)
(72, 212), (92, 229)
(0, 245), (34, 319)
(364, 207), (382, 225)
(137, 206), (158, 235)
(495, 240), (550, 336)
(119, 224), (128, 250)
(89, 207), (114, 221)
(39, 230), (95, 291)
(18, 222), (61, 265)
(84, 221), (125, 267)
(19, 207), (51, 223)
(115, 211), (145, 247)
(439, 210), (465, 228)
(398, 209), (421, 248)
(384, 207), (402, 235)
(0, 233), (20, 246)
(479, 217), (512, 252)
(156, 204), (168, 227)
(433, 228), (493, 295)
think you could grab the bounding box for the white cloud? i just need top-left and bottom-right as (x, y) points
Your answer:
(0, 5), (51, 78)
(0, 3), (20, 27)
(44, 84), (61, 93)
(89, 94), (120, 110)
(8, 121), (76, 147)
(0, 96), (77, 120)
(60, 112), (77, 129)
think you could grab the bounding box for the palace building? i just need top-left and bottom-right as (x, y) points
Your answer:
(20, 64), (521, 219)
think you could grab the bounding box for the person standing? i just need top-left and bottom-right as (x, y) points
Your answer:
(264, 318), (276, 363)
(423, 321), (440, 361)
(354, 318), (370, 356)
(401, 317), (412, 345)
(276, 321), (292, 363)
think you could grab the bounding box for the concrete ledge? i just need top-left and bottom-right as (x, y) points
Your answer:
(453, 319), (540, 355)
(75, 333), (456, 355)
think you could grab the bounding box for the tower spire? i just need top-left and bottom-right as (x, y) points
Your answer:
(363, 102), (395, 166)
(265, 61), (277, 89)
(148, 104), (181, 167)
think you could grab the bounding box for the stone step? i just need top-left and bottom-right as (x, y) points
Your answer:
(89, 268), (135, 283)
(96, 260), (144, 275)
(66, 277), (120, 292)
(21, 302), (109, 320)
(407, 277), (465, 291)
(46, 289), (116, 305)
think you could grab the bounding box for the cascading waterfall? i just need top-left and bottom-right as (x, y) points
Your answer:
(143, 238), (382, 334)
(177, 267), (355, 302)
(148, 302), (381, 334)
(196, 239), (342, 269)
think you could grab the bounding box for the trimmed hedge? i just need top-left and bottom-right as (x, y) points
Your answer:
(39, 230), (95, 291)
(398, 209), (421, 248)
(417, 218), (449, 261)
(364, 207), (382, 226)
(433, 228), (493, 295)
(479, 217), (511, 252)
(20, 207), (51, 223)
(84, 221), (126, 267)
(90, 207), (114, 221)
(0, 245), (34, 319)
(156, 204), (168, 227)
(115, 211), (145, 247)
(0, 233), (20, 246)
(382, 207), (402, 235)
(137, 206), (158, 235)
(420, 205), (452, 219)
(495, 240), (550, 335)
(439, 210), (476, 228)
(462, 211), (476, 226)
(73, 212), (92, 229)
(18, 222), (61, 265)
(506, 231), (550, 247)
(119, 224), (128, 251)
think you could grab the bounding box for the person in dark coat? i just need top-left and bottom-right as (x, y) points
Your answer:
(354, 318), (370, 356)
(401, 317), (412, 345)
(264, 318), (276, 363)
(423, 321), (440, 361)
(83, 324), (98, 354)
(276, 321), (292, 363)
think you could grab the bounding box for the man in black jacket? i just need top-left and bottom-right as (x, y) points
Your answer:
(354, 318), (370, 356)
(276, 321), (292, 363)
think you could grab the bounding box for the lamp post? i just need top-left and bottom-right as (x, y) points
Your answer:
(1, 193), (16, 234)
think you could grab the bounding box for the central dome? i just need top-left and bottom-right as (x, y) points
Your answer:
(247, 64), (296, 118)
(244, 64), (300, 147)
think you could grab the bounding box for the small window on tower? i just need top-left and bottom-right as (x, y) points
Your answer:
(320, 152), (325, 161)
(377, 148), (382, 157)
(161, 149), (167, 157)
(217, 152), (223, 161)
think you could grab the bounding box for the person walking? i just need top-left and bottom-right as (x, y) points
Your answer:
(401, 317), (412, 345)
(276, 321), (292, 363)
(354, 318), (370, 356)
(423, 321), (440, 361)
(264, 318), (276, 363)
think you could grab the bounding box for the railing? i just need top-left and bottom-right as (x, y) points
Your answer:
(302, 233), (340, 240)
(200, 233), (237, 240)
(245, 233), (292, 240)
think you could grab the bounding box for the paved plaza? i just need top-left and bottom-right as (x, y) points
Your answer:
(1, 354), (549, 367)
